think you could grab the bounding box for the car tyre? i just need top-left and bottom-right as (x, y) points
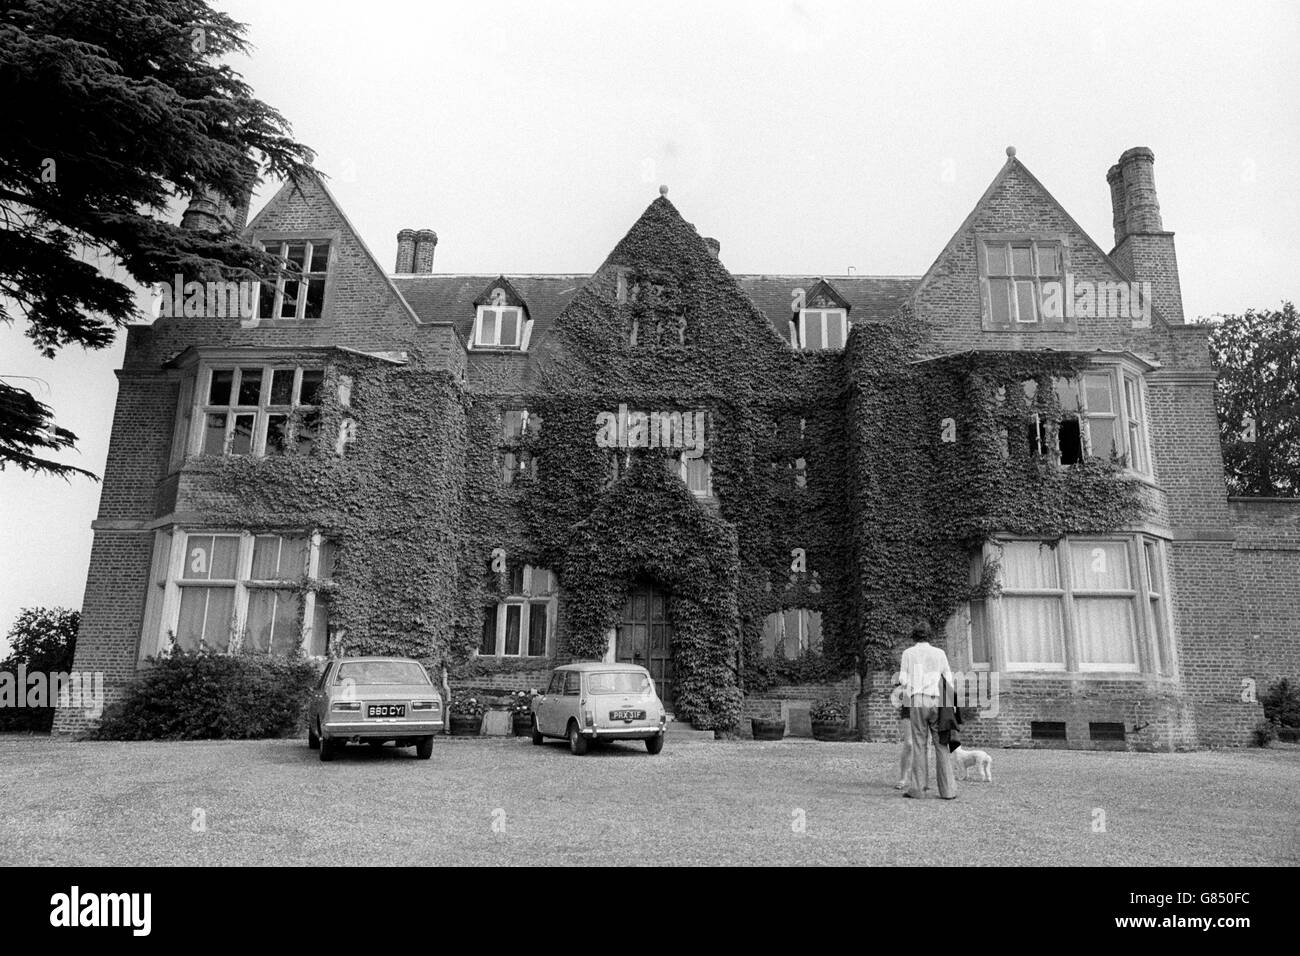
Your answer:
(308, 721), (320, 750)
(568, 721), (589, 756)
(415, 735), (434, 760)
(531, 717), (544, 746)
(646, 732), (665, 755)
(319, 736), (336, 762)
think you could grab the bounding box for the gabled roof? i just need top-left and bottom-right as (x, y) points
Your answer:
(472, 275), (531, 313)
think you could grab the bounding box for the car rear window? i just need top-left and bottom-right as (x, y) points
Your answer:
(335, 661), (430, 685)
(587, 671), (652, 695)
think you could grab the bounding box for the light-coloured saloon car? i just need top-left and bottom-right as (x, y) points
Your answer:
(531, 662), (667, 755)
(309, 656), (444, 761)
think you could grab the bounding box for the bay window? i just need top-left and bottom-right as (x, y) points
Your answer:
(195, 364), (323, 458)
(1023, 365), (1152, 475)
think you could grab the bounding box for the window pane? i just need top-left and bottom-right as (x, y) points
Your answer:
(804, 610), (822, 653)
(1124, 377), (1142, 419)
(279, 536), (308, 578)
(509, 565), (525, 595)
(1014, 280), (1037, 322)
(208, 369), (233, 406)
(1036, 244), (1060, 276)
(303, 278), (326, 319)
(1054, 378), (1081, 412)
(309, 242), (330, 273)
(1075, 598), (1137, 666)
(1011, 245), (1033, 275)
(502, 451), (517, 485)
(176, 586), (234, 653)
(250, 535), (282, 579)
(203, 413), (227, 455)
(503, 410), (525, 440)
(280, 281), (300, 318)
(285, 243), (307, 271)
(244, 589), (276, 653)
(270, 590), (301, 655)
(1084, 374), (1114, 414)
(1002, 596), (1065, 665)
(1087, 417), (1118, 460)
(803, 313), (824, 350)
(824, 312), (845, 348)
(686, 457), (710, 495)
(527, 603), (548, 656)
(230, 414), (255, 455)
(988, 279), (1012, 323)
(299, 370), (324, 406)
(479, 309), (497, 345)
(317, 539), (339, 580)
(1069, 541), (1130, 590)
(499, 309), (520, 346)
(1001, 542), (1059, 589)
(270, 369), (295, 405)
(237, 368), (263, 406)
(504, 604), (522, 655)
(479, 606), (498, 655)
(970, 600), (990, 665)
(1059, 416), (1083, 465)
(211, 535), (239, 579)
(265, 415), (289, 455)
(308, 598), (330, 657)
(984, 243), (1009, 276)
(762, 612), (781, 656)
(258, 282), (277, 320)
(780, 609), (799, 657)
(296, 408), (320, 455)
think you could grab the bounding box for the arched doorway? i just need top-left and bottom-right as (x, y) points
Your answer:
(616, 581), (674, 709)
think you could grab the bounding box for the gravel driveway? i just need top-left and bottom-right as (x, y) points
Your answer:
(1, 734), (1296, 866)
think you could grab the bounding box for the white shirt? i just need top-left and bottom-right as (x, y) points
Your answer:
(897, 641), (954, 700)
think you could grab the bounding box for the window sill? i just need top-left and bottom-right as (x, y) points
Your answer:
(469, 345), (526, 353)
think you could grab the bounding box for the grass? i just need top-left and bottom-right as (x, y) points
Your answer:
(0, 734), (1296, 866)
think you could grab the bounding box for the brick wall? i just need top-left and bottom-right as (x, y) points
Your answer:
(1230, 499), (1300, 697)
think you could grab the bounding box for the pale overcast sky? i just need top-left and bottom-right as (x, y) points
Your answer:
(1, 0), (1297, 650)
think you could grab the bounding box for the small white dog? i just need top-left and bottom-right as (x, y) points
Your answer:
(949, 745), (993, 783)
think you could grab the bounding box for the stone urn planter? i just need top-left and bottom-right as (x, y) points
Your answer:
(751, 716), (786, 741)
(449, 713), (483, 736)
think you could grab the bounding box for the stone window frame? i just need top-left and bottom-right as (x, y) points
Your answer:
(187, 363), (325, 460)
(977, 232), (1074, 331)
(140, 528), (337, 662)
(477, 565), (557, 658)
(244, 229), (341, 328)
(794, 308), (848, 350)
(966, 533), (1176, 679)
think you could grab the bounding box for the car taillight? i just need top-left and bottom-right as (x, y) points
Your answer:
(412, 700), (440, 711)
(332, 701), (361, 712)
(582, 700), (595, 728)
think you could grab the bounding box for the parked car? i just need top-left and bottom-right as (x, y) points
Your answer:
(531, 662), (666, 755)
(309, 656), (444, 761)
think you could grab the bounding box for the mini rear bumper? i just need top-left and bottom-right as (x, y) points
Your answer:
(323, 719), (443, 738)
(584, 725), (663, 740)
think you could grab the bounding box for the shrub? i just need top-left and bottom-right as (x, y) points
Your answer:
(506, 690), (535, 716)
(0, 607), (79, 733)
(1261, 677), (1300, 728)
(449, 691), (487, 719)
(1252, 719), (1278, 748)
(92, 650), (319, 740)
(810, 697), (848, 723)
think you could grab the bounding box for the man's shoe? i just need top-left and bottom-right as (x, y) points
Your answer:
(904, 790), (922, 799)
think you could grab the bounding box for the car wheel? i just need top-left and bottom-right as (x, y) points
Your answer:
(646, 732), (665, 755)
(415, 735), (434, 760)
(567, 721), (588, 756)
(531, 717), (544, 746)
(308, 721), (320, 750)
(319, 736), (336, 762)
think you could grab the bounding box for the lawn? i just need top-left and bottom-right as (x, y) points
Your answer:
(0, 734), (1296, 866)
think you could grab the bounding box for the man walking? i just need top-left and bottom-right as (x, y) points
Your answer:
(897, 620), (957, 800)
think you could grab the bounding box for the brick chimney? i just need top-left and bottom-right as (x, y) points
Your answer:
(1107, 147), (1183, 323)
(395, 229), (417, 273)
(180, 186), (250, 234)
(412, 229), (438, 273)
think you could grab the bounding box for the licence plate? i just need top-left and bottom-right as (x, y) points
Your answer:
(610, 710), (646, 721)
(367, 704), (405, 718)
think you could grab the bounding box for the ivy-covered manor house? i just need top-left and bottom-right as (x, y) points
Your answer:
(56, 146), (1298, 749)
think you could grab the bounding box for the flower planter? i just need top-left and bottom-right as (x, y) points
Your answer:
(811, 719), (849, 741)
(449, 714), (483, 737)
(511, 713), (534, 736)
(751, 716), (785, 741)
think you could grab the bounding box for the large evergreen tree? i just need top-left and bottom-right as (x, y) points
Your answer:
(0, 0), (315, 478)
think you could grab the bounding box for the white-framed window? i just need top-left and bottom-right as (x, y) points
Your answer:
(258, 240), (331, 322)
(972, 535), (1173, 674)
(195, 365), (324, 457)
(473, 305), (525, 348)
(795, 308), (848, 350)
(478, 565), (556, 657)
(1022, 365), (1151, 475)
(159, 530), (337, 657)
(761, 609), (823, 657)
(980, 239), (1063, 326)
(502, 408), (541, 485)
(661, 453), (712, 497)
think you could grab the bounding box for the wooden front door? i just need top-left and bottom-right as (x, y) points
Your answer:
(616, 583), (673, 708)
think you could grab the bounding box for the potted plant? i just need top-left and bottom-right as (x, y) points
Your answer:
(751, 714), (785, 741)
(810, 698), (849, 741)
(448, 691), (486, 736)
(508, 689), (536, 736)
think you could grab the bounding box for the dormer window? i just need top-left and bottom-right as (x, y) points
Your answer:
(258, 240), (330, 322)
(796, 308), (848, 350)
(473, 305), (524, 349)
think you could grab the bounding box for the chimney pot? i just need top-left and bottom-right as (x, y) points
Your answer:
(704, 237), (720, 258)
(413, 228), (438, 274)
(395, 229), (417, 273)
(181, 186), (249, 234)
